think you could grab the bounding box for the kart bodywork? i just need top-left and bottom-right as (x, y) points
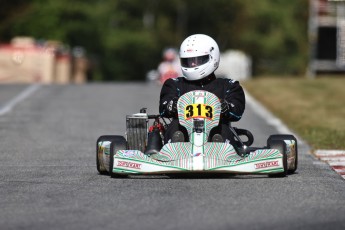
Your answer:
(97, 90), (298, 177)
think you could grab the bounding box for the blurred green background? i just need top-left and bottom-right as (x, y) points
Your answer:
(0, 0), (308, 81)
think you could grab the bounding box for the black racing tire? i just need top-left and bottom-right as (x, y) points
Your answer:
(267, 139), (287, 178)
(96, 135), (120, 175)
(267, 134), (298, 174)
(109, 136), (128, 178)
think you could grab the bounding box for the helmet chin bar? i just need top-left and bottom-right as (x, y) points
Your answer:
(182, 63), (209, 81)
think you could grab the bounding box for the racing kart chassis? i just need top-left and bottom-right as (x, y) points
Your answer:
(97, 91), (298, 177)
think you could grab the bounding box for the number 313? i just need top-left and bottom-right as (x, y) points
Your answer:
(184, 104), (213, 120)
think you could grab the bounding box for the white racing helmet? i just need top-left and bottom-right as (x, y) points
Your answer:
(179, 34), (220, 81)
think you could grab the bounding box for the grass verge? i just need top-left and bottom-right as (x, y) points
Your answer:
(242, 76), (345, 150)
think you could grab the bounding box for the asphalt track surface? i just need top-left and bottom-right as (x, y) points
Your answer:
(0, 83), (345, 230)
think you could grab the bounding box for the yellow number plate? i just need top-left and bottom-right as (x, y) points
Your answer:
(184, 104), (214, 120)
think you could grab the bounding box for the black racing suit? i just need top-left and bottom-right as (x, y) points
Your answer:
(159, 73), (246, 144)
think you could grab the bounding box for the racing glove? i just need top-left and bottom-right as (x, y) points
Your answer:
(166, 97), (178, 116)
(220, 99), (230, 115)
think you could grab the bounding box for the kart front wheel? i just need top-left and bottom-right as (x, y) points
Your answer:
(267, 139), (287, 177)
(268, 134), (298, 174)
(96, 135), (120, 175)
(109, 136), (128, 178)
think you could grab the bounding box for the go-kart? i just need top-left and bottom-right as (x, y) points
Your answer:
(96, 90), (298, 177)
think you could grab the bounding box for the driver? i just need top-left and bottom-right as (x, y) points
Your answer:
(159, 34), (246, 144)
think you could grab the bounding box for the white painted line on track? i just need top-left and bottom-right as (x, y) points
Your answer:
(321, 157), (345, 161)
(0, 84), (41, 116)
(314, 150), (345, 156)
(329, 162), (345, 167)
(334, 169), (345, 173)
(244, 89), (305, 144)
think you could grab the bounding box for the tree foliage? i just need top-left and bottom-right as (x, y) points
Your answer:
(0, 0), (309, 80)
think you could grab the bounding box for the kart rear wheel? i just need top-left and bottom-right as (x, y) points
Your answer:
(109, 136), (128, 178)
(267, 139), (287, 177)
(267, 134), (298, 174)
(96, 135), (119, 175)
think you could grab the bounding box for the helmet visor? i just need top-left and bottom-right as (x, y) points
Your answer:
(180, 55), (209, 68)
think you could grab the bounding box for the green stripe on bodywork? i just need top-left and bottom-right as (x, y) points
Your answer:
(201, 93), (205, 164)
(112, 168), (140, 174)
(256, 168), (284, 173)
